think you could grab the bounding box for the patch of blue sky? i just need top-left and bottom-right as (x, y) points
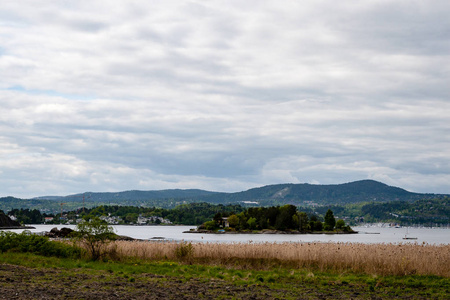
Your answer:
(5, 85), (95, 100)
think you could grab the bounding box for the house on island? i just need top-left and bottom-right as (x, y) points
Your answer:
(221, 217), (229, 228)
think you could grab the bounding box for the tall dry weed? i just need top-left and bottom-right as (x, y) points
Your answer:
(105, 241), (450, 277)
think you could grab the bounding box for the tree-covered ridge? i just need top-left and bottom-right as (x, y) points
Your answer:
(202, 180), (439, 205)
(201, 205), (353, 233)
(1, 180), (447, 213)
(313, 197), (449, 226)
(37, 189), (218, 203)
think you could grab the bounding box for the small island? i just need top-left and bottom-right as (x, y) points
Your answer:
(186, 205), (356, 234)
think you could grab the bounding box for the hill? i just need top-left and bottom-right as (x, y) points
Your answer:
(0, 196), (56, 213)
(55, 189), (217, 202)
(1, 180), (446, 213)
(201, 180), (439, 205)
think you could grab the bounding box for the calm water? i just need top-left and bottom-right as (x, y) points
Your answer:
(5, 225), (450, 245)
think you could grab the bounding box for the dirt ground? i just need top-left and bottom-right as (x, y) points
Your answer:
(0, 263), (430, 299)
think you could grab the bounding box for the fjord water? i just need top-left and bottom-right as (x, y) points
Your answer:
(8, 225), (450, 245)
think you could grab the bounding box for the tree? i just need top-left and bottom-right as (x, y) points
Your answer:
(213, 213), (223, 227)
(314, 220), (323, 231)
(203, 220), (217, 231)
(247, 217), (257, 230)
(73, 217), (116, 261)
(309, 215), (318, 231)
(298, 212), (309, 231)
(227, 214), (239, 228)
(237, 212), (248, 230)
(275, 205), (297, 231)
(324, 209), (336, 231)
(336, 219), (346, 230)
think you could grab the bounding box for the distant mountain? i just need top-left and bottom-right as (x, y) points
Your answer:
(1, 180), (446, 212)
(37, 189), (218, 203)
(199, 180), (442, 205)
(0, 196), (55, 212)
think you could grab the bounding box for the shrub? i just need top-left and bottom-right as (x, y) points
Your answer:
(73, 217), (116, 261)
(175, 242), (194, 262)
(203, 220), (217, 231)
(0, 231), (81, 258)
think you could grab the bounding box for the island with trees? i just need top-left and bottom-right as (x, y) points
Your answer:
(189, 205), (356, 234)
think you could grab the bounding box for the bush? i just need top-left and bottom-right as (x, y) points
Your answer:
(0, 231), (81, 258)
(203, 220), (217, 231)
(73, 217), (116, 261)
(175, 242), (194, 262)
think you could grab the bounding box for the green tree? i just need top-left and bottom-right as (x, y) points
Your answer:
(336, 219), (346, 230)
(275, 205), (297, 231)
(324, 209), (336, 231)
(309, 215), (318, 231)
(125, 213), (138, 224)
(203, 220), (217, 231)
(298, 212), (309, 231)
(227, 214), (239, 228)
(73, 217), (115, 261)
(237, 212), (248, 230)
(314, 220), (323, 231)
(247, 217), (257, 230)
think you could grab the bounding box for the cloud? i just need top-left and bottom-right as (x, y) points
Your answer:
(0, 1), (449, 198)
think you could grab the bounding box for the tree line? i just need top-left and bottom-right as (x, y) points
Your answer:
(3, 203), (245, 226)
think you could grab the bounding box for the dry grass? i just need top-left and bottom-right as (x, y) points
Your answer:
(105, 241), (450, 277)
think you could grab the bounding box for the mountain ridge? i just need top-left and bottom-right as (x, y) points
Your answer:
(1, 180), (446, 212)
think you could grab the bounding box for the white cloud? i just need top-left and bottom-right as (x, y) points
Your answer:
(0, 1), (449, 198)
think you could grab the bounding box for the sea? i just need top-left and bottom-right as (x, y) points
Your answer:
(4, 224), (450, 245)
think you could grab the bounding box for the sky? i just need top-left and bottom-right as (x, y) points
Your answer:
(1, 1), (449, 198)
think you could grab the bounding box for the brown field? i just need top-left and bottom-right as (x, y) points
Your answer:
(106, 241), (450, 277)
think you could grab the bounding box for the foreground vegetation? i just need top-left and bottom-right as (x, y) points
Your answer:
(0, 230), (449, 299)
(1, 252), (448, 299)
(0, 251), (449, 299)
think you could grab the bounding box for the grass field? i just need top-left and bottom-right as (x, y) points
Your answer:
(1, 235), (449, 299)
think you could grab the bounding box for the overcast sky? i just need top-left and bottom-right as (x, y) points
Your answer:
(1, 1), (449, 198)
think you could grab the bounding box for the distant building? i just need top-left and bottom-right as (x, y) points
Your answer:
(222, 217), (229, 227)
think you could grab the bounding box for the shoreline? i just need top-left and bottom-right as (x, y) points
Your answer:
(0, 226), (35, 230)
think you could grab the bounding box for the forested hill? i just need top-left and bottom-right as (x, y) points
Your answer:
(1, 180), (446, 212)
(200, 180), (440, 205)
(36, 189), (218, 203)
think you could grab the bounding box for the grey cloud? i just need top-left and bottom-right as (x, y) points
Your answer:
(1, 1), (449, 197)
